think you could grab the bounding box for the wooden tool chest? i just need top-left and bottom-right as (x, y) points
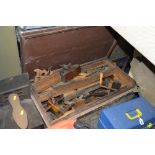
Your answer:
(31, 58), (135, 127)
(18, 26), (115, 78)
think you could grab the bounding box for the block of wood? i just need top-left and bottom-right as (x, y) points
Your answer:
(34, 71), (61, 93)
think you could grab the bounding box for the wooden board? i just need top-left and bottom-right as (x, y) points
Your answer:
(34, 71), (61, 93)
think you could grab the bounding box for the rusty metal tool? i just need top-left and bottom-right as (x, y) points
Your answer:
(60, 64), (81, 82)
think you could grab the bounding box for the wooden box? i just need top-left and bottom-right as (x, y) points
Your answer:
(31, 59), (135, 127)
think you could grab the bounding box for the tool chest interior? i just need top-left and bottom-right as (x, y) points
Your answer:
(31, 58), (135, 127)
(0, 26), (155, 129)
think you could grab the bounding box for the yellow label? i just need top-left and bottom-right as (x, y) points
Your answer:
(13, 95), (17, 101)
(20, 110), (24, 116)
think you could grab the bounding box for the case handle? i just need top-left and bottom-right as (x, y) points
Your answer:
(125, 108), (142, 120)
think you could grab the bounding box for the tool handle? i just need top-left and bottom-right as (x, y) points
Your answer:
(125, 108), (142, 120)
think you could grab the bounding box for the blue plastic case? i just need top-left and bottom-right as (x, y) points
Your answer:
(97, 96), (155, 129)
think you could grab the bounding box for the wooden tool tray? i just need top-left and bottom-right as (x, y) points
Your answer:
(31, 58), (136, 127)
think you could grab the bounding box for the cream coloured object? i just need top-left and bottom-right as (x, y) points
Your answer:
(129, 58), (155, 105)
(8, 93), (28, 129)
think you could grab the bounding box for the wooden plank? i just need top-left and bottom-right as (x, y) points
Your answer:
(39, 70), (114, 102)
(34, 71), (61, 93)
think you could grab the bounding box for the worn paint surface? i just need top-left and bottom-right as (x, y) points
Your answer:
(20, 26), (114, 78)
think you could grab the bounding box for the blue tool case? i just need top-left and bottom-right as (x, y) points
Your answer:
(97, 96), (155, 129)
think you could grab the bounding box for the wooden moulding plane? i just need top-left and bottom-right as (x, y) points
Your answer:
(32, 58), (136, 127)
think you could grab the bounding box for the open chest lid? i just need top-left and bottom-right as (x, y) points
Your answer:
(18, 26), (115, 78)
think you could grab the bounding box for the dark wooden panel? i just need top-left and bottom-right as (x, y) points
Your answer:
(20, 26), (114, 78)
